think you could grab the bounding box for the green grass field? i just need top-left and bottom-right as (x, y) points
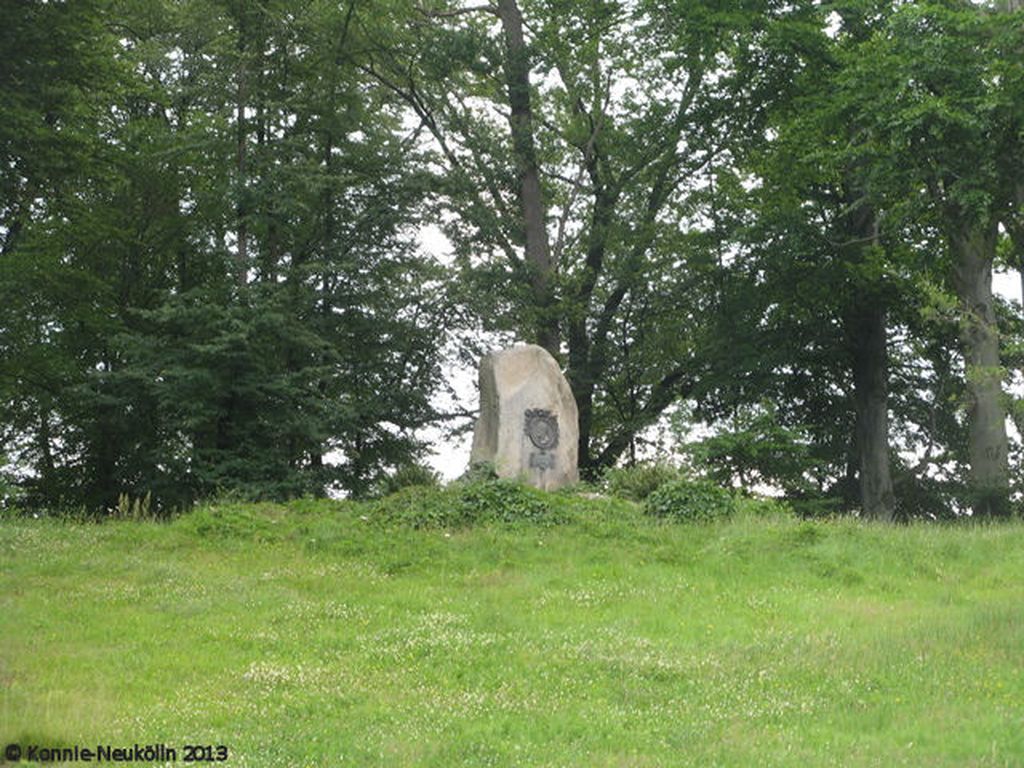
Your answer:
(2, 497), (1023, 766)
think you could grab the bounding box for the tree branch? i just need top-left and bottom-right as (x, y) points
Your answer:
(415, 4), (497, 18)
(593, 362), (695, 469)
(359, 57), (521, 268)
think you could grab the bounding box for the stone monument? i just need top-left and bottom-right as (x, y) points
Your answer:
(469, 344), (579, 490)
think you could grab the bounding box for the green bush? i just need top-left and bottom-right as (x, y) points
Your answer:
(602, 462), (682, 501)
(369, 478), (564, 528)
(644, 478), (736, 523)
(460, 461), (498, 482)
(378, 463), (441, 496)
(367, 485), (462, 529)
(457, 478), (561, 525)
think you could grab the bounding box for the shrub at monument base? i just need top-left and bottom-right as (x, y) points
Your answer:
(457, 479), (562, 524)
(369, 478), (564, 528)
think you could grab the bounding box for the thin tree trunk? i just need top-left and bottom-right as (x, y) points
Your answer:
(1018, 258), (1024, 314)
(234, 20), (249, 288)
(496, 0), (559, 356)
(37, 404), (54, 498)
(308, 133), (335, 487)
(1008, 181), (1024, 329)
(951, 220), (1010, 517)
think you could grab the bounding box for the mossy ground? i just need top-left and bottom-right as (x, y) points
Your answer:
(1, 496), (1022, 766)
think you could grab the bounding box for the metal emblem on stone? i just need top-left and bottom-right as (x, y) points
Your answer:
(525, 409), (559, 450)
(530, 452), (555, 470)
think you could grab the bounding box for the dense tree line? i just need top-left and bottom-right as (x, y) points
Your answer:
(1, 0), (1022, 518)
(1, 0), (448, 509)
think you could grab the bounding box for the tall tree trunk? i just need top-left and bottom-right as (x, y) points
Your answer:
(234, 18), (249, 288)
(951, 220), (1010, 517)
(567, 188), (617, 475)
(846, 299), (895, 521)
(496, 0), (559, 356)
(841, 191), (896, 521)
(572, 375), (595, 472)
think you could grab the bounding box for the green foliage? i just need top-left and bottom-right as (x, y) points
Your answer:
(368, 478), (563, 528)
(386, 0), (822, 475)
(461, 461), (499, 482)
(644, 478), (737, 523)
(0, 0), (448, 512)
(457, 478), (561, 525)
(2, 0), (1024, 520)
(365, 485), (459, 529)
(681, 405), (821, 497)
(378, 463), (442, 496)
(601, 462), (683, 502)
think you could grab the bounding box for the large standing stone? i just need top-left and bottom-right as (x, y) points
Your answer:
(469, 344), (579, 490)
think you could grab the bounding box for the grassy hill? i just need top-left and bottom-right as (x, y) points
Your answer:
(2, 493), (1022, 766)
